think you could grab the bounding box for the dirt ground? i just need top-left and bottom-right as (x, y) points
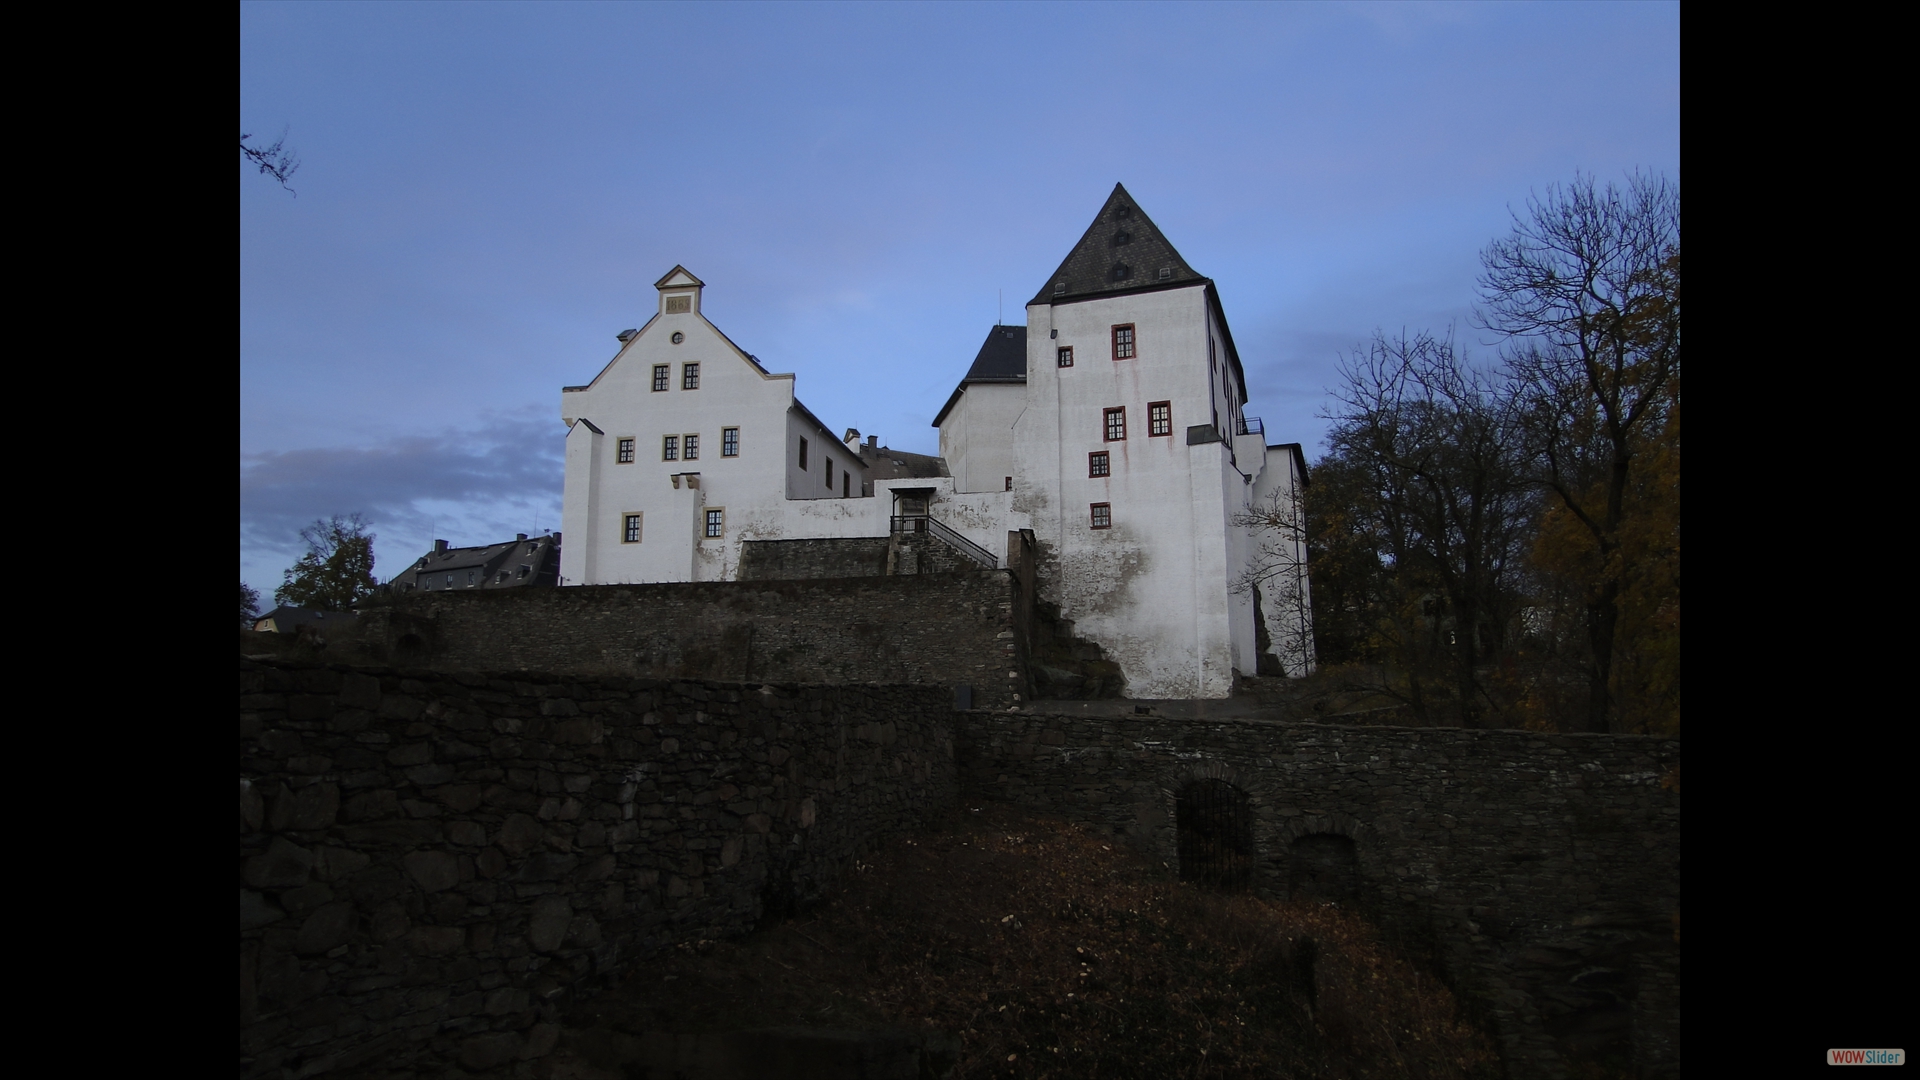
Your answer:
(543, 802), (1499, 1080)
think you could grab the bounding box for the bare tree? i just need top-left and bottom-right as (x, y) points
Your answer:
(1479, 172), (1680, 732)
(240, 130), (300, 195)
(1319, 330), (1535, 726)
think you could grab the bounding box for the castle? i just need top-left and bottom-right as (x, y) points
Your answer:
(558, 184), (1312, 699)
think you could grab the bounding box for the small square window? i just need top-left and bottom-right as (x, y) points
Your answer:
(1089, 451), (1109, 477)
(623, 514), (643, 543)
(662, 435), (679, 461)
(722, 427), (739, 457)
(684, 433), (699, 460)
(1149, 401), (1172, 437)
(1112, 324), (1135, 360)
(616, 437), (635, 463)
(1057, 346), (1074, 368)
(1090, 503), (1111, 529)
(705, 508), (725, 538)
(1004, 476), (1012, 491)
(664, 294), (691, 314)
(799, 436), (809, 470)
(682, 363), (700, 390)
(1104, 406), (1126, 442)
(652, 365), (670, 392)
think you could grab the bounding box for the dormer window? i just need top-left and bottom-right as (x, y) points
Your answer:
(1054, 282), (1066, 294)
(1158, 266), (1172, 280)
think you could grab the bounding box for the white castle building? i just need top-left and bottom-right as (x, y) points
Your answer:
(559, 185), (1312, 698)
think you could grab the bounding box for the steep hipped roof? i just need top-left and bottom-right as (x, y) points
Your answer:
(1028, 183), (1206, 305)
(932, 325), (1027, 428)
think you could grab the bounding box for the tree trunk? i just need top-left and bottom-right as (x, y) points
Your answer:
(1583, 581), (1619, 733)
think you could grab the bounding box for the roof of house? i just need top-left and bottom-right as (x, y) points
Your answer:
(392, 533), (562, 592)
(858, 443), (949, 481)
(253, 606), (352, 632)
(932, 324), (1028, 428)
(1026, 184), (1250, 406)
(1027, 183), (1207, 306)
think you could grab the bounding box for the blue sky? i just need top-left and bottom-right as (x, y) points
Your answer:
(240, 1), (1678, 600)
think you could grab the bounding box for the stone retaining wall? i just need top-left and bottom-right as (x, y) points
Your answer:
(955, 711), (1681, 1080)
(239, 660), (956, 1079)
(351, 572), (1023, 708)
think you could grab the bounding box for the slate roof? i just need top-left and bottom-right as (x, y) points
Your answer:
(932, 324), (1027, 428)
(1027, 183), (1207, 305)
(858, 442), (949, 482)
(390, 533), (563, 593)
(252, 606), (352, 633)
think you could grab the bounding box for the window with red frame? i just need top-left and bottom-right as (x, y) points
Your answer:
(1104, 406), (1126, 441)
(1149, 401), (1171, 437)
(1112, 324), (1135, 360)
(1090, 503), (1111, 529)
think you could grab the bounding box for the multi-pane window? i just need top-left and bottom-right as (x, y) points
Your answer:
(1089, 451), (1110, 477)
(624, 513), (643, 543)
(1004, 476), (1012, 491)
(652, 365), (670, 392)
(616, 437), (635, 463)
(684, 434), (699, 460)
(1148, 401), (1172, 437)
(705, 509), (724, 538)
(824, 455), (833, 487)
(799, 437), (809, 470)
(682, 363), (700, 390)
(722, 427), (739, 457)
(664, 294), (692, 314)
(662, 435), (679, 461)
(1112, 324), (1135, 360)
(1104, 406), (1126, 442)
(1057, 346), (1074, 368)
(1090, 503), (1112, 529)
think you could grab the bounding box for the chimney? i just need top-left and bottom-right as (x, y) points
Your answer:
(433, 539), (449, 554)
(551, 532), (561, 544)
(617, 328), (638, 343)
(517, 533), (528, 541)
(866, 435), (877, 447)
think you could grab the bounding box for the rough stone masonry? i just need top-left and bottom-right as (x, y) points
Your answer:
(239, 660), (955, 1079)
(240, 659), (1677, 1080)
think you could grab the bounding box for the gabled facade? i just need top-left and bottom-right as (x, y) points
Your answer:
(558, 189), (1314, 696)
(559, 267), (870, 585)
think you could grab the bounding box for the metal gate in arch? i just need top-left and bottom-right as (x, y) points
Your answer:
(1176, 778), (1253, 891)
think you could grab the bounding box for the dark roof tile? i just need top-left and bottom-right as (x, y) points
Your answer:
(1028, 183), (1207, 305)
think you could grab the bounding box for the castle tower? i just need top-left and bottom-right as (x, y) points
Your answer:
(1005, 184), (1312, 696)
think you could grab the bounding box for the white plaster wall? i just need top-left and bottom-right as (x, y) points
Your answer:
(940, 383), (1026, 494)
(559, 281), (855, 585)
(1249, 446), (1317, 676)
(1014, 285), (1248, 698)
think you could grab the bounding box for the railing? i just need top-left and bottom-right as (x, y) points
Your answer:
(890, 514), (999, 570)
(1236, 416), (1264, 436)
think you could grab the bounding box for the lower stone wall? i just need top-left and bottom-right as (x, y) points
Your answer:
(239, 660), (956, 1079)
(955, 712), (1681, 1080)
(737, 538), (890, 581)
(348, 571), (1023, 709)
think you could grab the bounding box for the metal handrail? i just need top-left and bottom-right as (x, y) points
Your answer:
(1236, 416), (1264, 436)
(890, 514), (999, 570)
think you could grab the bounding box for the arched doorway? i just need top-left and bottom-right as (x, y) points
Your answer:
(1176, 779), (1253, 891)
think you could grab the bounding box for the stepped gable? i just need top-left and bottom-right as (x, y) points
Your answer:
(1028, 183), (1207, 305)
(932, 324), (1026, 427)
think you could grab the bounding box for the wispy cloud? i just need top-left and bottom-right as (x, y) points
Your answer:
(240, 409), (564, 590)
